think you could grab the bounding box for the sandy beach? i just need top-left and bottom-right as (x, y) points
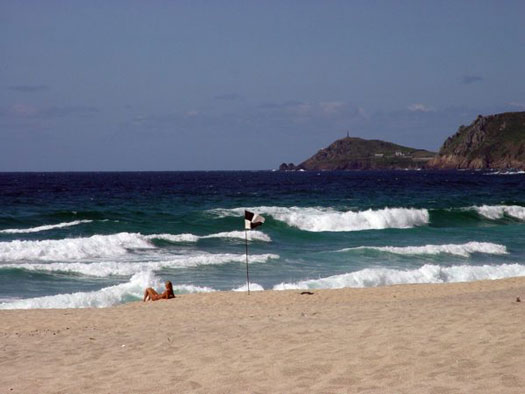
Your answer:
(1, 277), (524, 394)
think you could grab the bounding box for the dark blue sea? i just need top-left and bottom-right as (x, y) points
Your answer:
(0, 170), (524, 309)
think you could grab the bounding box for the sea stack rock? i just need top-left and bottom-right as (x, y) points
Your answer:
(279, 163), (297, 171)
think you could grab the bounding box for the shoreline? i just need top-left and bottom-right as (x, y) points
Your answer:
(2, 277), (525, 393)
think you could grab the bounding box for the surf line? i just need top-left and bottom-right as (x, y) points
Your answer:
(244, 210), (266, 295)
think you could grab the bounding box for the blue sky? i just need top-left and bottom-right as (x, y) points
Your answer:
(1, 0), (524, 170)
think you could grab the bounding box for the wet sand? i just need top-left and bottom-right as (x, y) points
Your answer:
(1, 277), (524, 393)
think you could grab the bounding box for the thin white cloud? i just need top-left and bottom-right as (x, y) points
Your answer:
(320, 101), (345, 115)
(407, 103), (435, 112)
(286, 103), (313, 115)
(214, 93), (242, 101)
(6, 104), (98, 118)
(461, 75), (483, 85)
(40, 106), (99, 117)
(9, 103), (38, 117)
(7, 85), (49, 93)
(507, 102), (525, 110)
(357, 106), (369, 119)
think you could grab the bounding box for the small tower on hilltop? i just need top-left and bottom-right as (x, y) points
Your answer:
(346, 130), (350, 138)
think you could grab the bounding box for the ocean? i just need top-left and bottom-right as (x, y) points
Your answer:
(0, 170), (524, 309)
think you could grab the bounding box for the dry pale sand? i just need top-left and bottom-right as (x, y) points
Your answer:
(1, 277), (525, 394)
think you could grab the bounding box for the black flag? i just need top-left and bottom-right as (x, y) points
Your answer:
(244, 210), (265, 230)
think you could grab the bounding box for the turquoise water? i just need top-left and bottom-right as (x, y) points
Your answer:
(0, 171), (524, 308)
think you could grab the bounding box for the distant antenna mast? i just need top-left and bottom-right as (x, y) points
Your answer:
(346, 130), (349, 138)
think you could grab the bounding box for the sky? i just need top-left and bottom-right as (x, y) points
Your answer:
(1, 0), (524, 171)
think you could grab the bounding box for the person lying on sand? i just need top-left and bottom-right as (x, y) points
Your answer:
(143, 281), (175, 301)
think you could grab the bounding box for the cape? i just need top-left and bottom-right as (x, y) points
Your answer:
(279, 137), (436, 171)
(279, 111), (525, 171)
(427, 112), (525, 170)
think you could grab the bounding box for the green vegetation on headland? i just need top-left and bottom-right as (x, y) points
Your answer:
(280, 111), (525, 171)
(279, 138), (436, 171)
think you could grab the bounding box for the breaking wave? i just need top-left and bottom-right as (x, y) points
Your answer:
(484, 170), (525, 176)
(211, 206), (429, 232)
(0, 231), (271, 262)
(340, 242), (508, 258)
(233, 283), (265, 292)
(0, 253), (280, 277)
(273, 263), (525, 290)
(148, 230), (271, 243)
(0, 271), (214, 309)
(0, 220), (93, 234)
(469, 205), (525, 221)
(0, 233), (155, 262)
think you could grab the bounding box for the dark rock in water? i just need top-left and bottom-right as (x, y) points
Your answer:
(428, 112), (525, 170)
(279, 162), (297, 171)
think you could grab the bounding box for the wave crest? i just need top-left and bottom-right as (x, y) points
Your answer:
(211, 206), (429, 232)
(149, 230), (270, 243)
(273, 263), (525, 290)
(0, 253), (280, 277)
(0, 230), (271, 262)
(0, 220), (93, 234)
(0, 232), (154, 262)
(233, 283), (265, 292)
(470, 205), (525, 220)
(0, 271), (214, 309)
(341, 242), (508, 257)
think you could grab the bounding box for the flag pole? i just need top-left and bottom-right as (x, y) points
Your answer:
(245, 229), (250, 295)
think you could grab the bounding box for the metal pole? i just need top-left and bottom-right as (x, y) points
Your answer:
(245, 229), (250, 295)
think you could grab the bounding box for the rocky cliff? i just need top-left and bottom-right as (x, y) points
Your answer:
(428, 112), (525, 170)
(280, 137), (436, 171)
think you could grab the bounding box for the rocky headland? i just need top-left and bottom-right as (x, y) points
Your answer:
(280, 112), (525, 171)
(428, 112), (525, 170)
(280, 138), (436, 171)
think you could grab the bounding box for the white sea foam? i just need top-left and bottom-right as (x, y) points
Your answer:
(0, 297), (20, 303)
(0, 232), (154, 262)
(148, 233), (201, 242)
(202, 230), (271, 242)
(273, 263), (525, 290)
(484, 170), (525, 176)
(233, 283), (265, 292)
(0, 230), (272, 262)
(340, 242), (508, 258)
(211, 206), (429, 232)
(173, 284), (215, 293)
(471, 205), (525, 220)
(0, 253), (280, 277)
(0, 220), (93, 234)
(0, 271), (216, 309)
(149, 230), (271, 243)
(0, 271), (160, 309)
(3, 262), (524, 309)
